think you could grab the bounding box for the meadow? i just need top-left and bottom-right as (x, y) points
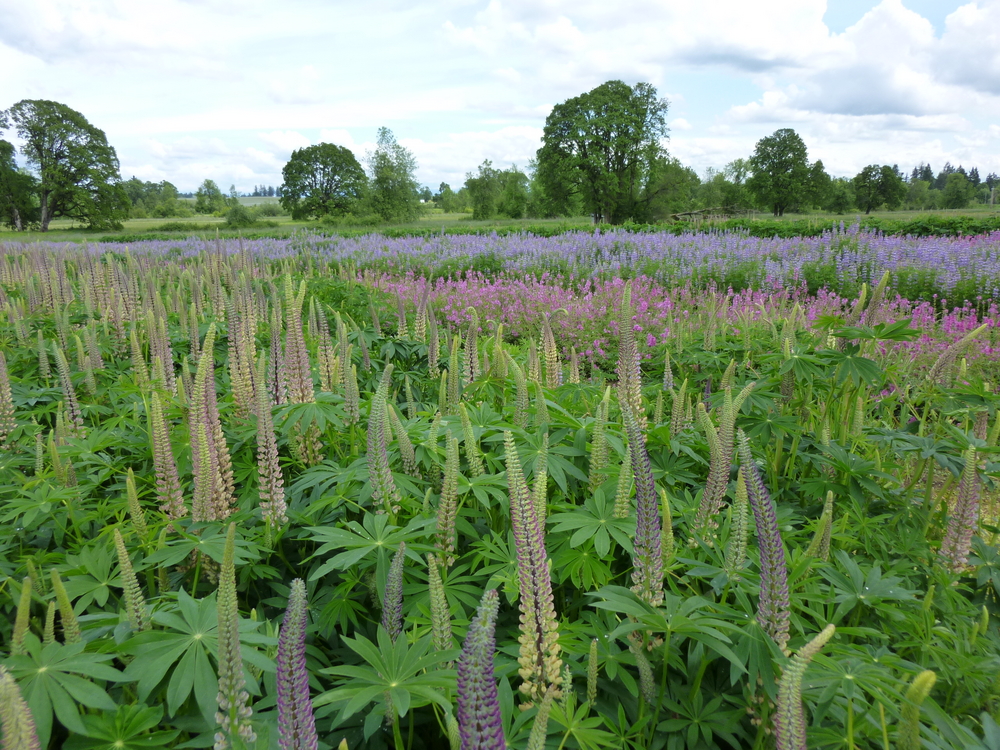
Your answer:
(1, 227), (999, 750)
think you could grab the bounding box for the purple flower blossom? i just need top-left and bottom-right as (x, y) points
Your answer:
(737, 431), (790, 653)
(456, 589), (505, 750)
(277, 579), (318, 750)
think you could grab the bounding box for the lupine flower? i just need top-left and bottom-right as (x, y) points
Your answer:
(532, 381), (549, 428)
(693, 383), (754, 534)
(215, 523), (255, 750)
(456, 589), (505, 750)
(50, 571), (82, 644)
(612, 443), (634, 523)
(190, 325), (236, 521)
(256, 355), (288, 529)
(42, 602), (56, 646)
(446, 713), (460, 750)
(724, 468), (750, 578)
(628, 635), (656, 705)
(0, 665), (41, 750)
(52, 343), (84, 435)
(464, 308), (480, 384)
(525, 685), (558, 750)
(774, 624), (835, 750)
(586, 639), (599, 705)
(382, 542), (406, 642)
(804, 491), (834, 562)
(737, 431), (790, 653)
(388, 404), (421, 479)
(616, 282), (645, 430)
(368, 365), (402, 516)
(939, 446), (980, 572)
(344, 364), (360, 424)
(436, 436), (460, 567)
(0, 351), (15, 450)
(588, 388), (611, 491)
(540, 314), (560, 388)
(669, 379), (689, 435)
(36, 331), (50, 382)
(508, 354), (529, 428)
(427, 554), (453, 654)
(124, 469), (147, 540)
(622, 407), (663, 607)
(448, 334), (463, 408)
(10, 577), (32, 656)
(277, 579), (318, 750)
(926, 323), (987, 382)
(504, 432), (562, 705)
(459, 403), (485, 477)
(129, 327), (149, 387)
(898, 671), (937, 750)
(425, 413), (443, 486)
(113, 529), (149, 632)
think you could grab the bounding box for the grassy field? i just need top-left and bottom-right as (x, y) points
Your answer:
(1, 205), (997, 244)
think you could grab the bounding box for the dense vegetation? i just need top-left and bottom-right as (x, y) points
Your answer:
(1, 232), (999, 749)
(3, 86), (999, 233)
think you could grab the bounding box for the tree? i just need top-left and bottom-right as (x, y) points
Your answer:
(851, 164), (906, 214)
(536, 80), (669, 224)
(825, 178), (855, 214)
(805, 160), (833, 209)
(279, 143), (367, 220)
(466, 160), (501, 220)
(366, 127), (420, 223)
(639, 157), (700, 221)
(942, 172), (973, 209)
(746, 128), (810, 216)
(194, 180), (229, 214)
(0, 138), (37, 230)
(1, 99), (129, 231)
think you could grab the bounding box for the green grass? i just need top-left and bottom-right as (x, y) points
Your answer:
(2, 206), (998, 244)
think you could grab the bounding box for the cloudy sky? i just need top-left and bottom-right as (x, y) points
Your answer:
(2, 0), (999, 193)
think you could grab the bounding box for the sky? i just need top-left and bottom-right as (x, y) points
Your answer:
(2, 0), (999, 193)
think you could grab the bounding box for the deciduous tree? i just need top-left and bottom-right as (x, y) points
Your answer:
(536, 80), (669, 224)
(0, 138), (37, 230)
(366, 127), (420, 222)
(852, 164), (906, 214)
(747, 128), (810, 216)
(279, 143), (367, 220)
(1, 99), (128, 231)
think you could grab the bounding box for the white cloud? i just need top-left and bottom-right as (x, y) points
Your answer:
(3, 0), (997, 189)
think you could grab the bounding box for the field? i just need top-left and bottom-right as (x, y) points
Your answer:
(1, 227), (1000, 749)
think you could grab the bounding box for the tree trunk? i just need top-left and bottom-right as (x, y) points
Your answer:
(12, 206), (21, 231)
(39, 192), (51, 232)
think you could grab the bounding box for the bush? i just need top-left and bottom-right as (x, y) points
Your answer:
(253, 203), (284, 217)
(225, 204), (257, 228)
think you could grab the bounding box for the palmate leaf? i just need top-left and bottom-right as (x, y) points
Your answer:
(306, 513), (432, 579)
(548, 490), (635, 558)
(3, 634), (123, 750)
(64, 704), (179, 750)
(820, 344), (885, 387)
(315, 629), (453, 721)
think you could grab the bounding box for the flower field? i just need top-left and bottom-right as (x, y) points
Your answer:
(1, 229), (1000, 750)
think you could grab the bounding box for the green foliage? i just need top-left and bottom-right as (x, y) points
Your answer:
(852, 164), (907, 214)
(366, 127), (420, 223)
(1, 242), (999, 750)
(747, 128), (811, 216)
(1, 99), (129, 231)
(0, 138), (38, 230)
(194, 179), (231, 215)
(536, 79), (670, 224)
(280, 142), (367, 220)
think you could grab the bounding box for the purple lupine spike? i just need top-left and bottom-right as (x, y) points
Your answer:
(622, 405), (663, 607)
(504, 431), (562, 705)
(736, 430), (790, 653)
(456, 589), (505, 750)
(382, 542), (406, 642)
(277, 579), (318, 750)
(939, 446), (980, 573)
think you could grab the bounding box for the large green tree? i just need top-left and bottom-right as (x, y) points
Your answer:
(0, 138), (37, 230)
(194, 179), (231, 214)
(279, 143), (366, 220)
(746, 128), (810, 216)
(941, 172), (973, 209)
(366, 127), (420, 222)
(535, 80), (669, 224)
(1, 100), (129, 231)
(851, 164), (907, 213)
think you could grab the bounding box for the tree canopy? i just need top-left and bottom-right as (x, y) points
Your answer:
(366, 127), (420, 222)
(536, 80), (669, 224)
(852, 164), (907, 214)
(0, 138), (37, 230)
(1, 99), (128, 231)
(746, 128), (811, 216)
(279, 143), (366, 220)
